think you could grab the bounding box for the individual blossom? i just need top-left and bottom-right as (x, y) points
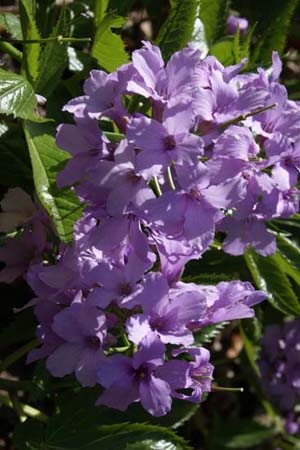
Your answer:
(227, 15), (249, 36)
(126, 272), (206, 345)
(157, 347), (214, 403)
(96, 334), (172, 416)
(190, 280), (266, 328)
(46, 292), (107, 387)
(127, 100), (203, 179)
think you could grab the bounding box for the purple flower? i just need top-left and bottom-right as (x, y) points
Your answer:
(126, 273), (206, 345)
(157, 347), (214, 403)
(96, 334), (172, 416)
(46, 293), (106, 386)
(86, 254), (145, 309)
(227, 15), (249, 36)
(127, 41), (201, 109)
(127, 101), (203, 179)
(191, 280), (266, 327)
(56, 117), (110, 187)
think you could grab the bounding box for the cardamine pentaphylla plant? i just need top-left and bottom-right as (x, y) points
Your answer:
(1, 42), (300, 418)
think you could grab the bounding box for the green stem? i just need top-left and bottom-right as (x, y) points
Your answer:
(0, 36), (91, 45)
(0, 393), (48, 423)
(166, 166), (176, 190)
(0, 41), (22, 62)
(0, 339), (39, 371)
(219, 103), (277, 129)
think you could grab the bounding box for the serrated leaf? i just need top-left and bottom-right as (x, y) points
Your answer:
(14, 418), (191, 450)
(182, 272), (234, 284)
(0, 13), (23, 39)
(23, 121), (83, 244)
(34, 8), (70, 98)
(156, 0), (200, 61)
(0, 70), (42, 121)
(245, 0), (298, 65)
(55, 390), (197, 431)
(19, 0), (41, 84)
(194, 322), (229, 345)
(199, 0), (230, 47)
(244, 249), (300, 316)
(91, 13), (129, 72)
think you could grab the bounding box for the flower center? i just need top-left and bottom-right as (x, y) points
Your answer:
(189, 187), (202, 201)
(126, 170), (141, 184)
(85, 335), (101, 349)
(119, 282), (132, 296)
(163, 135), (176, 151)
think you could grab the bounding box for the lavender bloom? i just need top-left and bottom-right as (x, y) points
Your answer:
(126, 273), (206, 345)
(127, 41), (201, 110)
(96, 334), (172, 416)
(127, 101), (203, 179)
(46, 293), (106, 386)
(56, 117), (110, 187)
(191, 280), (266, 328)
(227, 15), (249, 36)
(157, 347), (214, 403)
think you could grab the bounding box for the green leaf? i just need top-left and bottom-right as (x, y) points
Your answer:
(275, 234), (300, 285)
(14, 416), (192, 450)
(0, 123), (32, 189)
(48, 422), (191, 450)
(19, 0), (41, 84)
(23, 121), (83, 244)
(55, 390), (197, 431)
(240, 0), (298, 65)
(209, 38), (235, 66)
(239, 317), (262, 375)
(211, 419), (275, 449)
(0, 69), (42, 121)
(156, 0), (200, 61)
(244, 249), (300, 316)
(94, 0), (109, 28)
(91, 13), (129, 72)
(0, 13), (23, 39)
(34, 8), (70, 98)
(199, 0), (230, 47)
(194, 322), (229, 345)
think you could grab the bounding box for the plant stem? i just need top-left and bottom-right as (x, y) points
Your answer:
(219, 103), (277, 129)
(0, 41), (22, 62)
(0, 36), (92, 45)
(0, 393), (48, 423)
(0, 339), (39, 371)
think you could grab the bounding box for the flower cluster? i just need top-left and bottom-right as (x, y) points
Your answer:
(1, 42), (299, 416)
(258, 320), (300, 435)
